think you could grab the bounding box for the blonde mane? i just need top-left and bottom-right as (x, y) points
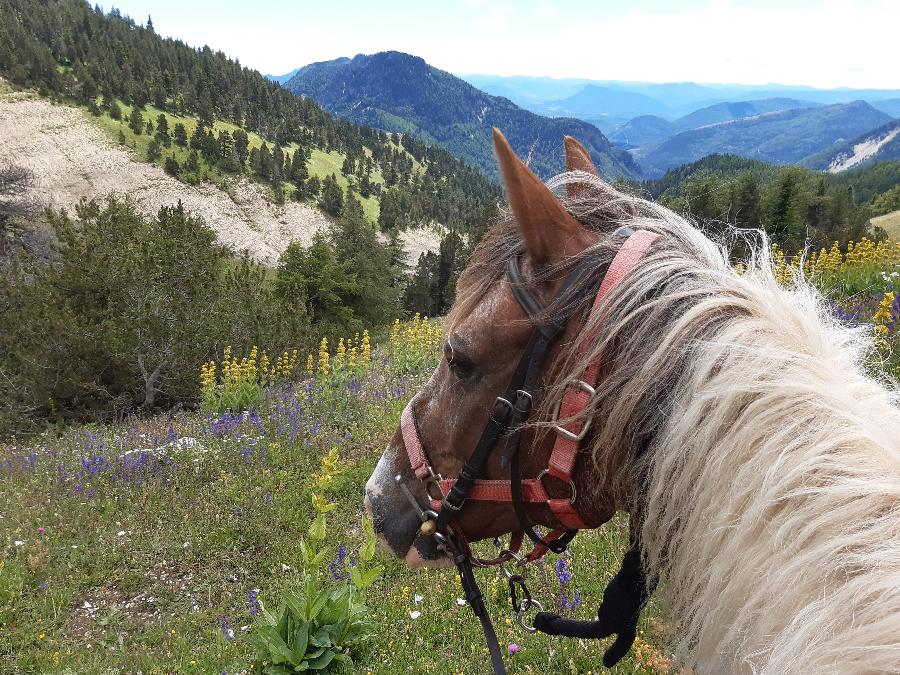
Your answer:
(453, 172), (900, 672)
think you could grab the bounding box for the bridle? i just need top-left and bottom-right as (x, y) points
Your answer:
(395, 228), (660, 674)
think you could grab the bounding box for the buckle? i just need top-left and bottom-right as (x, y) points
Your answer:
(423, 465), (444, 501)
(490, 396), (513, 425)
(551, 379), (597, 442)
(537, 468), (577, 505)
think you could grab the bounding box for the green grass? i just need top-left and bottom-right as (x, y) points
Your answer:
(872, 209), (900, 240)
(0, 335), (674, 674)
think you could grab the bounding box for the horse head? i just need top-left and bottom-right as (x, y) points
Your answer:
(365, 129), (643, 567)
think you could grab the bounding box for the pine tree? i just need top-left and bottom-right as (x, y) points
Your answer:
(129, 106), (144, 135)
(319, 174), (343, 216)
(173, 123), (188, 147)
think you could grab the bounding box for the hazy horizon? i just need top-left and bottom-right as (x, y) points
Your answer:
(104, 0), (900, 91)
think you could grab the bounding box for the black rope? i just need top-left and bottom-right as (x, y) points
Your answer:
(532, 545), (655, 667)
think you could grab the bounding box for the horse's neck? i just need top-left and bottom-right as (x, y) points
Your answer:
(639, 317), (900, 673)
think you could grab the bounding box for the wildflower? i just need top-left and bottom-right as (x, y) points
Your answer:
(414, 594), (424, 604)
(317, 337), (329, 374)
(38, 581), (49, 591)
(247, 589), (259, 616)
(37, 527), (45, 534)
(556, 558), (573, 585)
(218, 616), (235, 642)
(409, 610), (422, 619)
(456, 597), (466, 606)
(508, 644), (519, 654)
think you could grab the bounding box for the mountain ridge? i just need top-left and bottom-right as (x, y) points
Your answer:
(283, 51), (642, 181)
(634, 101), (893, 178)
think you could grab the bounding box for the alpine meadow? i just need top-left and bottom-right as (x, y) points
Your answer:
(1, 1), (899, 674)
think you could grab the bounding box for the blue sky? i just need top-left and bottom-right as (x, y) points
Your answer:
(106, 0), (898, 89)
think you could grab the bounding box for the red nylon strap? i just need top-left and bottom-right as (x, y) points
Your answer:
(546, 231), (660, 521)
(401, 397), (434, 482)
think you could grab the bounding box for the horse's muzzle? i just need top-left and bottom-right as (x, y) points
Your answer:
(364, 444), (453, 569)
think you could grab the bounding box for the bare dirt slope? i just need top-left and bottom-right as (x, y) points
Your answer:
(0, 89), (438, 265)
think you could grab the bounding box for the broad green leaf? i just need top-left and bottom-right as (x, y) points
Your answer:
(308, 513), (326, 541)
(255, 625), (294, 664)
(305, 650), (336, 671)
(290, 621), (310, 661)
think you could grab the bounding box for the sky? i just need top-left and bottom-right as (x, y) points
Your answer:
(106, 0), (899, 89)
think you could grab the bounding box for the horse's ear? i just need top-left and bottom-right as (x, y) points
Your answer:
(564, 135), (598, 200)
(492, 128), (586, 264)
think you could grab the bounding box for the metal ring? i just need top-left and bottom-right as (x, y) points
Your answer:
(499, 549), (526, 580)
(550, 379), (597, 442)
(516, 598), (544, 633)
(537, 468), (577, 505)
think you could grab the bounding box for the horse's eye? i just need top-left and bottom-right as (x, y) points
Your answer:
(444, 340), (473, 377)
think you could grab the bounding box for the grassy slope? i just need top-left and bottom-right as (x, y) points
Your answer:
(872, 209), (900, 239)
(0, 333), (674, 674)
(88, 99), (385, 224)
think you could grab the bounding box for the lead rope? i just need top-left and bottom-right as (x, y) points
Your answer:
(438, 529), (509, 675)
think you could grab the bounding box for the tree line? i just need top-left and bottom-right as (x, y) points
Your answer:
(644, 155), (900, 252)
(0, 192), (402, 437)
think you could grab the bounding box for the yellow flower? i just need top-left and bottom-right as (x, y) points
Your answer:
(317, 337), (329, 374)
(334, 337), (346, 371)
(361, 329), (371, 364)
(306, 353), (314, 375)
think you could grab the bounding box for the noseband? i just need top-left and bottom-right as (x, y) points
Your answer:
(396, 228), (659, 674)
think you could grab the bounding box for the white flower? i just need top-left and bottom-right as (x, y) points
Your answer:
(456, 597), (466, 606)
(409, 610), (422, 619)
(14, 540), (24, 547)
(117, 530), (126, 536)
(414, 594), (424, 604)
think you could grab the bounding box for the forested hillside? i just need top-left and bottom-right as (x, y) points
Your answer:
(0, 0), (500, 233)
(644, 154), (900, 250)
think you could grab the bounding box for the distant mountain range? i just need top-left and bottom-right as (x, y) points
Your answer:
(270, 57), (900, 183)
(280, 52), (641, 180)
(609, 98), (824, 148)
(459, 74), (900, 125)
(633, 101), (892, 178)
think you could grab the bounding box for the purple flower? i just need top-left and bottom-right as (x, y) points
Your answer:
(556, 558), (573, 586)
(218, 616), (235, 642)
(247, 589), (259, 616)
(508, 643), (519, 654)
(328, 543), (349, 580)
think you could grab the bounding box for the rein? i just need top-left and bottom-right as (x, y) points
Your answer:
(396, 228), (659, 674)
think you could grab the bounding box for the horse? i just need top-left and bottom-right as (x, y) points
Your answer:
(364, 128), (900, 673)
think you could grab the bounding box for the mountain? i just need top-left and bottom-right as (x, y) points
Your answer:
(283, 52), (641, 180)
(264, 68), (302, 85)
(539, 84), (671, 122)
(634, 101), (893, 178)
(672, 98), (822, 131)
(872, 98), (900, 118)
(609, 115), (676, 148)
(609, 98), (822, 149)
(804, 119), (900, 173)
(0, 0), (501, 248)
